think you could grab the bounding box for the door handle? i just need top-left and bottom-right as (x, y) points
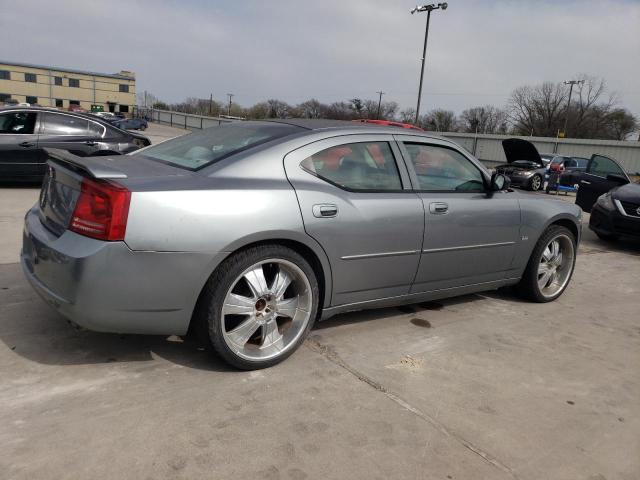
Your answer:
(581, 180), (591, 185)
(19, 141), (35, 148)
(313, 204), (338, 218)
(429, 202), (449, 214)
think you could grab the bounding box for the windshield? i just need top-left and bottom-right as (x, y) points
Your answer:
(137, 122), (303, 170)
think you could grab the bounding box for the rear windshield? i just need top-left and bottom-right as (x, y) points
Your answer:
(137, 122), (303, 170)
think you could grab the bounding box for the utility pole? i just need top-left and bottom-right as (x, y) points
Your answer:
(411, 3), (448, 126)
(376, 91), (385, 119)
(209, 93), (213, 116)
(226, 93), (234, 116)
(563, 79), (584, 138)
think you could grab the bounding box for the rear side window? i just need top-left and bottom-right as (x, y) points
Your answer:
(300, 142), (402, 191)
(403, 143), (485, 192)
(588, 155), (625, 178)
(88, 121), (105, 137)
(138, 123), (303, 170)
(41, 113), (89, 135)
(0, 111), (37, 134)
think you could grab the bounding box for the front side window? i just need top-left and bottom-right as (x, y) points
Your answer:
(24, 73), (36, 83)
(119, 84), (129, 93)
(54, 76), (63, 86)
(300, 142), (402, 191)
(588, 155), (625, 178)
(403, 143), (485, 192)
(41, 113), (89, 136)
(0, 111), (37, 134)
(69, 78), (80, 88)
(139, 123), (303, 170)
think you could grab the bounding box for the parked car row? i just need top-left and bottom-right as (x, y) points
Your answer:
(497, 137), (639, 242)
(0, 106), (151, 182)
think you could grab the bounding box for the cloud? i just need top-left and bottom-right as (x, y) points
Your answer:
(3, 0), (639, 115)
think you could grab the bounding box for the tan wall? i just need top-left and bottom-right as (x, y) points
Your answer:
(0, 63), (135, 112)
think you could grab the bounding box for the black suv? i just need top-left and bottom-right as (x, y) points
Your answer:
(0, 107), (151, 182)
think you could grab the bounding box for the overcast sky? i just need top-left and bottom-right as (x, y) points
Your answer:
(4, 0), (640, 115)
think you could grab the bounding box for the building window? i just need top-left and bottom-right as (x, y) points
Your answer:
(69, 100), (80, 105)
(54, 76), (63, 86)
(26, 96), (38, 105)
(25, 73), (37, 83)
(0, 70), (10, 80)
(55, 99), (63, 108)
(69, 78), (80, 88)
(0, 93), (11, 102)
(119, 105), (129, 113)
(119, 84), (129, 93)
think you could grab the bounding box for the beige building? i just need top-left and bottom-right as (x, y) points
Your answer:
(0, 60), (135, 114)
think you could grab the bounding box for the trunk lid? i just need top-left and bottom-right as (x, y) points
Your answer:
(501, 138), (544, 167)
(37, 149), (186, 237)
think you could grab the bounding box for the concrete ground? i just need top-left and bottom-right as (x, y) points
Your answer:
(0, 124), (638, 479)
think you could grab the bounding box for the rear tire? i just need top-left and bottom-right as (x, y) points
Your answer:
(193, 245), (319, 370)
(516, 225), (576, 303)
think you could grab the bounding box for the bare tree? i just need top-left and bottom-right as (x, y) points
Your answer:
(460, 105), (508, 134)
(297, 99), (325, 118)
(421, 109), (457, 132)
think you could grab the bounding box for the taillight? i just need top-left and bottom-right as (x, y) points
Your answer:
(69, 178), (131, 241)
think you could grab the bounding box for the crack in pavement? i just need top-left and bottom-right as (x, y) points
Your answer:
(305, 334), (519, 479)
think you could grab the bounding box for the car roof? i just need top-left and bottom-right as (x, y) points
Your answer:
(0, 106), (113, 126)
(256, 118), (444, 140)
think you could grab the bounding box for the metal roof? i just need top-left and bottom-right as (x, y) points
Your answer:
(0, 60), (134, 80)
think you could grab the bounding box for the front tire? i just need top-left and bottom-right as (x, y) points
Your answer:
(194, 245), (319, 370)
(529, 174), (543, 191)
(517, 225), (576, 302)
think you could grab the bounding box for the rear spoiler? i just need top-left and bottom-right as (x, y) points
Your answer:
(45, 148), (128, 179)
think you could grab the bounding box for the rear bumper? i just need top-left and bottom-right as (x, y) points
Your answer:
(21, 206), (225, 335)
(589, 204), (640, 239)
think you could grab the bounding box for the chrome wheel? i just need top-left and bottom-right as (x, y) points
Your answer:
(537, 234), (574, 298)
(531, 175), (542, 191)
(221, 259), (313, 361)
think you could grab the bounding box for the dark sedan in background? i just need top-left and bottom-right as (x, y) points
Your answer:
(0, 107), (150, 182)
(575, 154), (640, 241)
(112, 117), (148, 131)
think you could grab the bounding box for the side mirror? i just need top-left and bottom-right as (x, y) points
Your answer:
(490, 173), (510, 191)
(606, 173), (629, 185)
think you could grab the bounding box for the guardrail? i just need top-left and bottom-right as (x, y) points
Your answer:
(134, 107), (234, 130)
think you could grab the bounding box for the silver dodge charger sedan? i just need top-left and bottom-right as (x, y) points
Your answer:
(22, 120), (581, 369)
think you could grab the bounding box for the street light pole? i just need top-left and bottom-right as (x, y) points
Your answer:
(563, 79), (584, 138)
(226, 93), (234, 116)
(411, 3), (447, 126)
(376, 90), (385, 119)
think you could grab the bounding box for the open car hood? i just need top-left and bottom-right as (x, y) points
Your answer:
(502, 138), (544, 167)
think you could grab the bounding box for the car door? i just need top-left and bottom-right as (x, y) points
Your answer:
(37, 112), (101, 157)
(284, 134), (424, 306)
(0, 110), (46, 179)
(395, 136), (521, 293)
(576, 154), (630, 212)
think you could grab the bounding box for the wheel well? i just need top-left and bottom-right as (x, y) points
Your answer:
(192, 239), (327, 326)
(550, 218), (579, 241)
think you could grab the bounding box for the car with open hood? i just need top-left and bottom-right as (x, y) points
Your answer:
(575, 154), (639, 241)
(495, 138), (547, 191)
